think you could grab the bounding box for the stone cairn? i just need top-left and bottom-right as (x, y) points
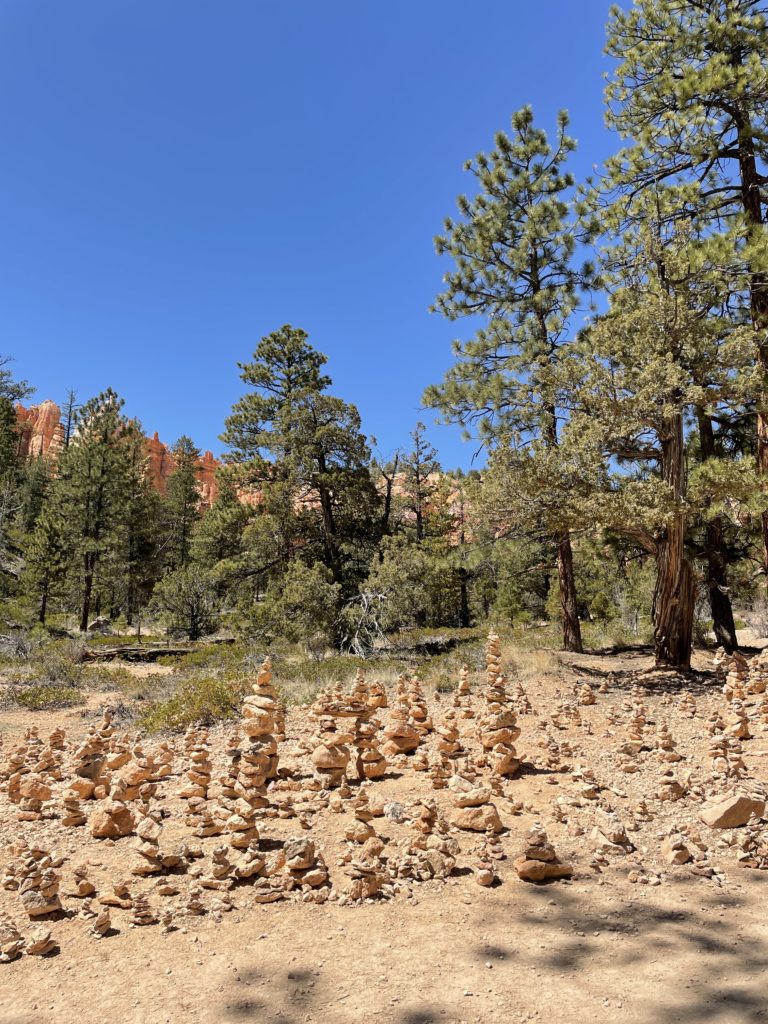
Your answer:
(0, 914), (25, 962)
(478, 630), (520, 778)
(405, 678), (433, 736)
(514, 825), (573, 882)
(455, 665), (474, 720)
(284, 838), (330, 901)
(89, 777), (136, 839)
(448, 772), (503, 833)
(16, 846), (62, 918)
(656, 722), (683, 763)
(747, 651), (768, 694)
(578, 683), (596, 706)
(180, 729), (212, 800)
(708, 736), (746, 781)
(309, 691), (352, 789)
(381, 699), (421, 759)
(738, 816), (768, 870)
(725, 700), (751, 740)
(217, 657), (281, 842)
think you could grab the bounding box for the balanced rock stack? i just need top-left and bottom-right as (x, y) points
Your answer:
(200, 846), (235, 890)
(130, 893), (158, 926)
(89, 778), (135, 839)
(17, 847), (62, 918)
(714, 648), (749, 692)
(15, 769), (52, 823)
(343, 848), (389, 903)
(367, 678), (388, 710)
(678, 690), (697, 718)
(708, 736), (746, 780)
(405, 679), (433, 735)
(355, 717), (388, 780)
(132, 809), (166, 875)
(382, 702), (421, 758)
(747, 650), (768, 694)
(0, 914), (25, 963)
(738, 816), (768, 870)
(514, 825), (573, 882)
(179, 730), (212, 800)
(726, 700), (751, 740)
(478, 629), (521, 777)
(448, 773), (502, 833)
(578, 683), (596, 706)
(219, 733), (258, 850)
(436, 709), (463, 760)
(656, 722), (683, 763)
(238, 658), (280, 810)
(350, 668), (369, 705)
(284, 838), (329, 898)
(309, 691), (352, 789)
(25, 925), (56, 956)
(456, 665), (474, 719)
(72, 727), (107, 796)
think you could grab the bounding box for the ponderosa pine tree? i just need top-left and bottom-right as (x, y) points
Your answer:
(162, 436), (201, 571)
(401, 423), (440, 544)
(221, 325), (380, 595)
(425, 107), (590, 652)
(48, 389), (143, 631)
(565, 207), (756, 668)
(604, 0), (768, 596)
(24, 504), (69, 624)
(192, 474), (251, 574)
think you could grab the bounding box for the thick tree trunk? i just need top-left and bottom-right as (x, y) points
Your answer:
(735, 106), (768, 578)
(555, 531), (583, 653)
(706, 521), (738, 653)
(696, 410), (738, 653)
(653, 412), (696, 670)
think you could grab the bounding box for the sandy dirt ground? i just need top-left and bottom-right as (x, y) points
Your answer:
(1, 646), (767, 1024)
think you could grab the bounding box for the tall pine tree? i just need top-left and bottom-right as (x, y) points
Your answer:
(425, 107), (590, 652)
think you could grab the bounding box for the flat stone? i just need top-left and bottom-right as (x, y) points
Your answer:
(699, 794), (766, 829)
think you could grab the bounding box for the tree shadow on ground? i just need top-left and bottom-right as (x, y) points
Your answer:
(471, 874), (768, 1023)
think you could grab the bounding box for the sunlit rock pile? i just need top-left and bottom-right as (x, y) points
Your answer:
(1, 636), (767, 960)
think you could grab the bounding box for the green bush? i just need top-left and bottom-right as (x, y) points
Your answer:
(137, 674), (250, 733)
(13, 685), (86, 710)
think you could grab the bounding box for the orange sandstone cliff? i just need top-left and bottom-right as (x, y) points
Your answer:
(16, 401), (220, 506)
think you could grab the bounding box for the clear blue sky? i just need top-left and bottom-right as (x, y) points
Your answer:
(1, 0), (618, 469)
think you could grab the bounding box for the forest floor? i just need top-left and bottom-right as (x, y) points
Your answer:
(1, 643), (767, 1024)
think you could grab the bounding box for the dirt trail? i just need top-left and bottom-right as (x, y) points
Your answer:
(3, 872), (767, 1024)
(2, 645), (768, 1023)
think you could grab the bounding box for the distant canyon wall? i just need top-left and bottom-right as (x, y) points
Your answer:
(16, 400), (220, 506)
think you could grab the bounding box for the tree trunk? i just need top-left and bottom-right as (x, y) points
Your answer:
(39, 587), (48, 625)
(80, 573), (93, 632)
(734, 102), (768, 578)
(653, 412), (696, 669)
(457, 566), (470, 628)
(696, 410), (738, 653)
(555, 531), (583, 653)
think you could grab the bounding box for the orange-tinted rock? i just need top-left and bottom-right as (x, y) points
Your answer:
(15, 400), (64, 459)
(16, 402), (220, 506)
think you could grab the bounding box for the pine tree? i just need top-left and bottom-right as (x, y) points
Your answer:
(425, 107), (590, 652)
(604, 0), (768, 581)
(50, 389), (143, 631)
(222, 325), (381, 595)
(192, 474), (250, 572)
(401, 423), (440, 544)
(565, 205), (756, 668)
(162, 435), (201, 571)
(24, 505), (69, 624)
